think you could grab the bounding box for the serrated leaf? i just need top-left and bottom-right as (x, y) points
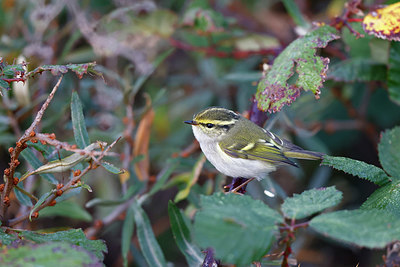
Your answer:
(362, 181), (400, 217)
(20, 149), (58, 184)
(310, 209), (400, 248)
(168, 201), (203, 266)
(328, 58), (386, 82)
(0, 242), (102, 266)
(378, 127), (400, 179)
(388, 42), (400, 105)
(281, 186), (342, 220)
(122, 206), (135, 267)
(101, 161), (124, 174)
(322, 155), (391, 186)
(71, 91), (90, 149)
(194, 193), (283, 266)
(19, 229), (107, 260)
(131, 201), (167, 267)
(30, 191), (52, 221)
(40, 201), (92, 222)
(256, 25), (340, 113)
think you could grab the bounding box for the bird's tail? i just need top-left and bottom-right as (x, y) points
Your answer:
(284, 149), (324, 160)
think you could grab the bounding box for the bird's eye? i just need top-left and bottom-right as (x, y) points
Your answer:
(206, 123), (214, 128)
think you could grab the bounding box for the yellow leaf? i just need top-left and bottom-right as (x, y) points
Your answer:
(363, 2), (400, 41)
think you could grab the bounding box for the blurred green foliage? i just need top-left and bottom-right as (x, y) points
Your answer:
(1, 0), (400, 266)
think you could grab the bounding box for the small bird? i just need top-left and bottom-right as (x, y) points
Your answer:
(185, 107), (323, 181)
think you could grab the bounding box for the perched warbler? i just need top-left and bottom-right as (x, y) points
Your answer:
(185, 107), (323, 181)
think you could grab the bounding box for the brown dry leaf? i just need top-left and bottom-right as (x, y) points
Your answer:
(133, 105), (154, 181)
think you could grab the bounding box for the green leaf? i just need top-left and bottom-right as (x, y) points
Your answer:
(101, 161), (124, 174)
(378, 127), (400, 179)
(27, 62), (100, 79)
(310, 209), (400, 248)
(29, 191), (52, 221)
(39, 201), (92, 222)
(168, 201), (203, 266)
(71, 91), (90, 149)
(20, 149), (58, 184)
(85, 185), (140, 208)
(388, 42), (400, 105)
(0, 228), (18, 246)
(281, 186), (342, 220)
(0, 242), (102, 266)
(362, 181), (400, 217)
(14, 185), (33, 207)
(328, 58), (386, 82)
(194, 193), (283, 266)
(148, 160), (178, 197)
(282, 0), (310, 28)
(0, 79), (10, 91)
(256, 25), (340, 112)
(122, 206), (135, 267)
(131, 201), (167, 267)
(322, 155), (391, 186)
(19, 229), (107, 260)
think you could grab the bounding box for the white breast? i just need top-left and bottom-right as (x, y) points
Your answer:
(192, 126), (275, 180)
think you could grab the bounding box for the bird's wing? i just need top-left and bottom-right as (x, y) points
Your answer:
(219, 137), (297, 167)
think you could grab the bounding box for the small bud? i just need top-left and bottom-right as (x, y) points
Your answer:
(49, 133), (56, 140)
(0, 184), (5, 192)
(3, 196), (10, 206)
(40, 140), (46, 145)
(4, 168), (10, 176)
(29, 131), (36, 137)
(31, 212), (39, 219)
(13, 177), (19, 185)
(8, 147), (14, 154)
(73, 169), (81, 177)
(56, 183), (64, 190)
(94, 220), (103, 229)
(49, 200), (57, 206)
(56, 190), (63, 196)
(31, 139), (38, 143)
(14, 160), (20, 166)
(16, 141), (22, 148)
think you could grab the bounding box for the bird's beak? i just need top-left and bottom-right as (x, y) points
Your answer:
(184, 120), (199, 126)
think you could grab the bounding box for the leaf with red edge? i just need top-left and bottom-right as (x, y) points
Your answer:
(363, 2), (400, 42)
(256, 25), (339, 113)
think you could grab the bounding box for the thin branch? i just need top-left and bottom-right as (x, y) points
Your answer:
(20, 75), (63, 140)
(0, 76), (63, 223)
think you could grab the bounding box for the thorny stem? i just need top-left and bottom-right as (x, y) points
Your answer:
(0, 76), (63, 223)
(8, 137), (121, 226)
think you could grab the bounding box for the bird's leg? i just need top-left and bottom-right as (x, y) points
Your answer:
(231, 178), (255, 193)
